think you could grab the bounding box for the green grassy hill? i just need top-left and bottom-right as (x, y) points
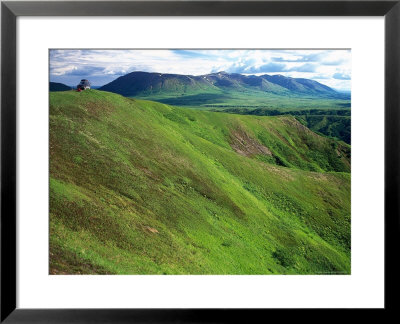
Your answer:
(50, 90), (351, 275)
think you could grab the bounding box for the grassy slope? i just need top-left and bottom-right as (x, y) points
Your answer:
(50, 90), (350, 275)
(219, 107), (351, 144)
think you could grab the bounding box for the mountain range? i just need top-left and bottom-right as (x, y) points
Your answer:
(99, 71), (345, 100)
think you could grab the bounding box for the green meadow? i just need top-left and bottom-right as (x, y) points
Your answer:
(135, 88), (350, 110)
(50, 90), (350, 275)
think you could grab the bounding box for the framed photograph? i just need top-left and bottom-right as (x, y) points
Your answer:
(1, 0), (399, 322)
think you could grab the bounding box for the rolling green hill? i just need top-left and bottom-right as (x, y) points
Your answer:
(50, 90), (350, 275)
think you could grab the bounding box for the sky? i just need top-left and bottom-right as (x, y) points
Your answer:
(50, 49), (351, 90)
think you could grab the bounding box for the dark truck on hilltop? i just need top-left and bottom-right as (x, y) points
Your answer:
(77, 79), (91, 90)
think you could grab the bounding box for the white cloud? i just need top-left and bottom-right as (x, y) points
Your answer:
(50, 49), (351, 90)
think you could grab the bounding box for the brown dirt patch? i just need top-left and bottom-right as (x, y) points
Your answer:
(230, 128), (272, 157)
(79, 130), (103, 147)
(144, 226), (159, 234)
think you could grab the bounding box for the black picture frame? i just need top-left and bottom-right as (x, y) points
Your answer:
(1, 0), (399, 322)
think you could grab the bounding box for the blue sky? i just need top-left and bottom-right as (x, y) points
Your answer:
(50, 49), (351, 90)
